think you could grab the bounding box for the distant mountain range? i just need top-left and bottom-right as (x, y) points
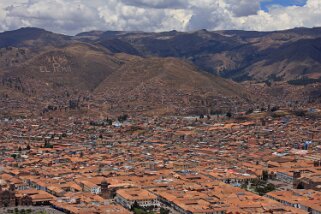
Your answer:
(0, 27), (320, 116)
(75, 27), (321, 82)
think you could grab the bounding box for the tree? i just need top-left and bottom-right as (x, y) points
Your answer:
(246, 108), (254, 115)
(131, 201), (141, 211)
(255, 182), (275, 196)
(160, 208), (170, 214)
(294, 110), (305, 117)
(44, 141), (53, 149)
(118, 114), (129, 122)
(106, 118), (113, 125)
(69, 100), (79, 109)
(131, 201), (154, 214)
(270, 106), (279, 112)
(266, 183), (276, 192)
(262, 170), (269, 181)
(241, 181), (248, 190)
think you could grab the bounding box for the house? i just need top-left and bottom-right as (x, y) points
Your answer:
(79, 180), (101, 195)
(115, 188), (159, 210)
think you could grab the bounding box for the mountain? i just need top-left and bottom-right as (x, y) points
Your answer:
(0, 28), (251, 116)
(76, 27), (321, 82)
(1, 26), (321, 117)
(239, 37), (321, 82)
(0, 27), (71, 50)
(8, 43), (123, 91)
(0, 28), (73, 71)
(95, 55), (249, 115)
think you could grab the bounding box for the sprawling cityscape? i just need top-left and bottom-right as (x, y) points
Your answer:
(0, 106), (320, 213)
(1, 0), (321, 213)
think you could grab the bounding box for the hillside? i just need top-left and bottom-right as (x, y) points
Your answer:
(75, 27), (321, 82)
(95, 55), (249, 115)
(0, 28), (251, 116)
(1, 26), (321, 117)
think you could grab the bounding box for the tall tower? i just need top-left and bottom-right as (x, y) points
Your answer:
(100, 180), (111, 199)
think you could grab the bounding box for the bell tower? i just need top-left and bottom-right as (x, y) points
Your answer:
(100, 180), (111, 199)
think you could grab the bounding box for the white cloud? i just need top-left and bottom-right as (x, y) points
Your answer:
(120, 0), (186, 9)
(236, 0), (321, 31)
(224, 0), (261, 17)
(0, 0), (320, 35)
(98, 0), (191, 32)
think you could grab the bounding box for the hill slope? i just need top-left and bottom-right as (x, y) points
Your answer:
(95, 55), (249, 115)
(75, 27), (321, 82)
(0, 28), (250, 116)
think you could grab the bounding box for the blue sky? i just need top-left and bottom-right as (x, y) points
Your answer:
(261, 0), (307, 11)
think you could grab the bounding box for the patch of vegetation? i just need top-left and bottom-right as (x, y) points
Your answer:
(44, 140), (53, 149)
(270, 106), (279, 112)
(293, 109), (306, 117)
(288, 77), (321, 86)
(245, 108), (254, 115)
(232, 74), (253, 82)
(210, 109), (223, 115)
(160, 207), (170, 214)
(268, 74), (283, 82)
(226, 112), (232, 118)
(89, 118), (113, 127)
(255, 183), (276, 196)
(250, 179), (276, 196)
(118, 114), (129, 122)
(8, 208), (42, 214)
(131, 201), (155, 214)
(220, 68), (253, 82)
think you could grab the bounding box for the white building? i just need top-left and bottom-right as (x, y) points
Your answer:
(80, 180), (101, 194)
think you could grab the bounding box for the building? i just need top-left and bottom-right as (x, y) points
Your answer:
(266, 189), (321, 214)
(294, 171), (321, 190)
(115, 188), (159, 210)
(79, 180), (101, 195)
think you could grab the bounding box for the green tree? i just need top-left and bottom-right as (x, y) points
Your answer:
(246, 108), (254, 115)
(270, 106), (279, 112)
(118, 114), (129, 122)
(262, 170), (269, 181)
(160, 207), (170, 214)
(44, 141), (53, 148)
(131, 201), (140, 210)
(294, 110), (305, 117)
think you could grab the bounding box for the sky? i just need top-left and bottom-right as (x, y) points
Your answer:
(0, 0), (320, 35)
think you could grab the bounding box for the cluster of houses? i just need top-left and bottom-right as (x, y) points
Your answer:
(0, 110), (320, 213)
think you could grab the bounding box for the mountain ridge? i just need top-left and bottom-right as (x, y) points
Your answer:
(0, 27), (321, 116)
